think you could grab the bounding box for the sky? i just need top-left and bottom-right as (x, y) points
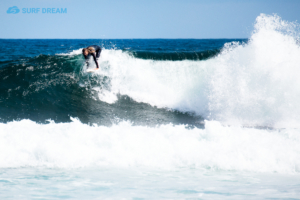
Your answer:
(1, 0), (300, 39)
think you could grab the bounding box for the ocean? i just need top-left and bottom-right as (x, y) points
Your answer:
(0, 14), (300, 199)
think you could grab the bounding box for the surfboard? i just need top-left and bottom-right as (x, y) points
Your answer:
(86, 68), (99, 73)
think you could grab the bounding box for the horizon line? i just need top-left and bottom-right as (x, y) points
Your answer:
(0, 38), (249, 40)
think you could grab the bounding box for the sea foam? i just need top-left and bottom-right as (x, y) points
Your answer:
(0, 119), (300, 173)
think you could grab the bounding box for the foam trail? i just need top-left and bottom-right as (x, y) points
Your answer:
(100, 50), (209, 113)
(57, 48), (83, 56)
(0, 119), (300, 173)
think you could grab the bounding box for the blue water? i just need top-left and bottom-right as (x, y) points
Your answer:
(1, 14), (300, 200)
(0, 38), (243, 62)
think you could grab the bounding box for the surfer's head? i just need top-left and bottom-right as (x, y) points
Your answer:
(82, 47), (95, 56)
(82, 48), (89, 56)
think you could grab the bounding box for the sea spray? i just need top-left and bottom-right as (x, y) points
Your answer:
(208, 14), (300, 127)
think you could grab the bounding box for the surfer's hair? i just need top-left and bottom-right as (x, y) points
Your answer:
(82, 47), (95, 55)
(87, 47), (95, 53)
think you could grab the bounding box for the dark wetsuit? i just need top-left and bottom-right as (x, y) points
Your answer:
(84, 45), (102, 68)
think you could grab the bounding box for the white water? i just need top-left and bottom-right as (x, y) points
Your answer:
(1, 118), (300, 199)
(1, 118), (300, 173)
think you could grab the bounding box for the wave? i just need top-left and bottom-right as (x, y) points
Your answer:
(0, 118), (299, 173)
(1, 14), (300, 128)
(1, 14), (300, 175)
(0, 53), (202, 126)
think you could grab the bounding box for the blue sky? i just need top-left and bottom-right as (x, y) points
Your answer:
(1, 0), (300, 39)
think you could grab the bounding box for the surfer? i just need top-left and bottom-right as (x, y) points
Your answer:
(82, 45), (102, 69)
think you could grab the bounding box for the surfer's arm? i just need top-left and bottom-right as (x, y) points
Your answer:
(95, 48), (101, 58)
(92, 53), (99, 68)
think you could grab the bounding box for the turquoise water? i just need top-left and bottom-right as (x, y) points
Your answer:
(1, 168), (300, 199)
